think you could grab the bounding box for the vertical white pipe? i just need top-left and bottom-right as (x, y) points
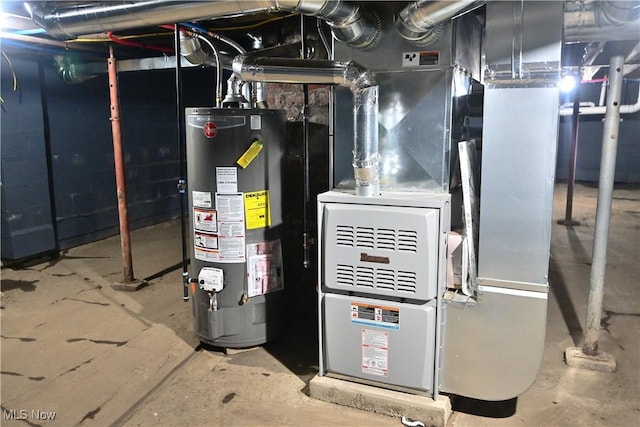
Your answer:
(582, 55), (625, 356)
(598, 80), (607, 106)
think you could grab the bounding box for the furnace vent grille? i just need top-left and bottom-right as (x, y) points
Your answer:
(336, 264), (417, 294)
(336, 225), (354, 246)
(335, 225), (418, 253)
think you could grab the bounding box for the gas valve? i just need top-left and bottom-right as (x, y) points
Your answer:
(198, 267), (224, 293)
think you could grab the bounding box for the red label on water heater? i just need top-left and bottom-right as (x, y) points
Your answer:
(203, 122), (217, 138)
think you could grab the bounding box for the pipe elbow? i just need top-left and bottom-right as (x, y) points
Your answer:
(232, 53), (262, 78)
(296, 0), (381, 50)
(343, 61), (377, 91)
(395, 0), (481, 46)
(231, 54), (247, 76)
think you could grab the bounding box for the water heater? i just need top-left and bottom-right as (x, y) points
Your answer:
(185, 107), (286, 348)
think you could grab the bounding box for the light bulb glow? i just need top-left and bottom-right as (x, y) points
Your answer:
(559, 75), (577, 93)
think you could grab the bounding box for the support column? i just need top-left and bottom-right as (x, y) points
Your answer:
(108, 46), (147, 292)
(564, 54), (624, 372)
(558, 81), (581, 226)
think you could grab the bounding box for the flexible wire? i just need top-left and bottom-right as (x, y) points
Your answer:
(69, 32), (173, 43)
(207, 13), (298, 31)
(193, 34), (223, 107)
(107, 31), (173, 54)
(1, 51), (18, 91)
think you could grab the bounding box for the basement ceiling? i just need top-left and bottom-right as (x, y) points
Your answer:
(1, 1), (639, 78)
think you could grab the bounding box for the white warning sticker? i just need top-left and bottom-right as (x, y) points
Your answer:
(351, 302), (400, 330)
(215, 193), (245, 263)
(195, 247), (219, 262)
(216, 167), (238, 193)
(215, 193), (244, 222)
(192, 191), (212, 208)
(194, 231), (218, 250)
(362, 329), (388, 377)
(250, 114), (262, 130)
(194, 208), (217, 233)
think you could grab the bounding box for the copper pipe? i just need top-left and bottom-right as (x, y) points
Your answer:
(108, 46), (135, 283)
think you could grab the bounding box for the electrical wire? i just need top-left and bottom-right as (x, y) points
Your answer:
(581, 78), (609, 84)
(1, 51), (18, 91)
(207, 13), (298, 31)
(0, 50), (18, 103)
(180, 22), (208, 34)
(317, 18), (331, 58)
(107, 31), (173, 54)
(68, 32), (173, 43)
(193, 33), (224, 107)
(67, 11), (297, 46)
(1, 31), (100, 53)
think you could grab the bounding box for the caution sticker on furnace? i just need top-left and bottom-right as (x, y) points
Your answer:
(350, 302), (399, 330)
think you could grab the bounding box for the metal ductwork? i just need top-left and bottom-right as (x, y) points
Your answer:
(27, 0), (380, 50)
(233, 55), (380, 197)
(180, 32), (216, 67)
(284, 0), (381, 50)
(395, 0), (482, 46)
(564, 0), (640, 43)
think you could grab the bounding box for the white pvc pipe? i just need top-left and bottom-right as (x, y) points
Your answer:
(598, 81), (607, 107)
(560, 85), (640, 115)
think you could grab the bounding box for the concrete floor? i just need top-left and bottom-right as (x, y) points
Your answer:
(1, 183), (638, 426)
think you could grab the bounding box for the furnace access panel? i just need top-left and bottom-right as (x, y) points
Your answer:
(318, 191), (449, 394)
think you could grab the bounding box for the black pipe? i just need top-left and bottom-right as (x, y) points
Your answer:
(302, 84), (312, 269)
(174, 24), (190, 301)
(558, 83), (581, 226)
(38, 62), (60, 255)
(301, 15), (312, 270)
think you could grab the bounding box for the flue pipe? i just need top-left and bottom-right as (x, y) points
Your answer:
(396, 0), (481, 46)
(27, 0), (380, 49)
(233, 55), (379, 197)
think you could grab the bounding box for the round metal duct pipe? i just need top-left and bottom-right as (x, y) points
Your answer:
(233, 55), (380, 197)
(564, 0), (640, 43)
(27, 0), (380, 50)
(395, 0), (481, 46)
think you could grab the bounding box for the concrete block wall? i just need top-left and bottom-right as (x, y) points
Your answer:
(1, 58), (57, 260)
(556, 81), (640, 183)
(1, 52), (331, 260)
(1, 55), (222, 259)
(42, 66), (220, 250)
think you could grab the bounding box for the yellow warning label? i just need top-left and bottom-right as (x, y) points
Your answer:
(237, 139), (263, 169)
(244, 190), (271, 230)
